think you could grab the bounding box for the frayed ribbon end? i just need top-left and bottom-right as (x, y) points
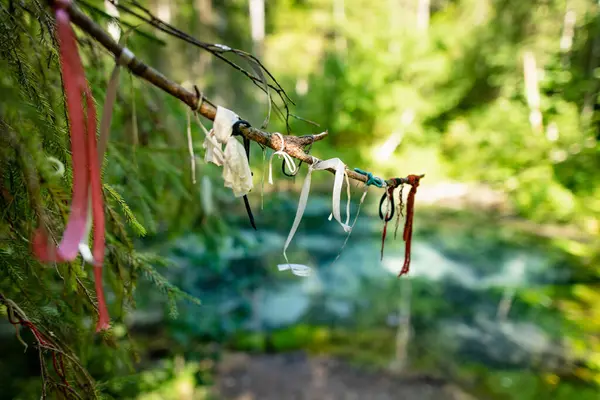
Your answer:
(277, 263), (312, 277)
(95, 319), (110, 333)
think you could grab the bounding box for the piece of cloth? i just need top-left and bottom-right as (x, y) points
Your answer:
(277, 263), (311, 277)
(46, 156), (65, 176)
(202, 128), (225, 166)
(223, 136), (254, 197)
(213, 106), (239, 144)
(186, 109), (197, 184)
(203, 105), (238, 166)
(315, 158), (351, 233)
(199, 107), (254, 197)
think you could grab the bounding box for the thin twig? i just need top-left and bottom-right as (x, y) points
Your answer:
(107, 0), (294, 129)
(77, 0), (166, 45)
(48, 0), (382, 185)
(0, 293), (98, 399)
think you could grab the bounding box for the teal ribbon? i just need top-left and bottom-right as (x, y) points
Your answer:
(354, 168), (385, 188)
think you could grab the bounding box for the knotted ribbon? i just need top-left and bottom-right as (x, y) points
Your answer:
(267, 133), (296, 184)
(33, 0), (109, 331)
(277, 157), (353, 276)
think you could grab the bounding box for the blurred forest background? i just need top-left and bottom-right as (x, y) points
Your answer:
(1, 0), (599, 399)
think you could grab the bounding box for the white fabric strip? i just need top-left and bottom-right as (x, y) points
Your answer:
(282, 161), (315, 262)
(223, 136), (253, 197)
(277, 263), (311, 277)
(313, 158), (351, 232)
(79, 194), (95, 265)
(268, 132), (296, 184)
(118, 47), (135, 66)
(186, 109), (197, 184)
(198, 106), (253, 197)
(203, 129), (224, 166)
(213, 106), (239, 144)
(261, 147), (266, 209)
(277, 160), (316, 277)
(195, 113), (225, 166)
(46, 156), (65, 177)
(277, 157), (356, 277)
(202, 106), (238, 166)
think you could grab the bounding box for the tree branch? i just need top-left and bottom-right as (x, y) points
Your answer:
(54, 0), (402, 186)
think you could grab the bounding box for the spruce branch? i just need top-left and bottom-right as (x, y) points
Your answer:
(0, 293), (98, 399)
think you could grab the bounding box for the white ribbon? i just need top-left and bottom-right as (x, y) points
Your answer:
(315, 158), (351, 233)
(277, 157), (353, 276)
(261, 147), (266, 209)
(282, 161), (315, 258)
(79, 193), (95, 265)
(267, 132), (296, 184)
(277, 263), (311, 277)
(46, 156), (65, 177)
(118, 47), (135, 66)
(200, 126), (225, 166)
(186, 108), (197, 184)
(277, 159), (317, 277)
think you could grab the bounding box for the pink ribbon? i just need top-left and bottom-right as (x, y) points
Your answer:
(33, 0), (109, 332)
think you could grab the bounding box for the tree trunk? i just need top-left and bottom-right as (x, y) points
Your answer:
(194, 0), (214, 79)
(416, 0), (430, 32)
(390, 278), (412, 373)
(333, 0), (347, 55)
(523, 51), (543, 133)
(249, 0), (265, 59)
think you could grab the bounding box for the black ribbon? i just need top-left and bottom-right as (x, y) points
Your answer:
(281, 134), (314, 177)
(232, 119), (257, 230)
(379, 190), (395, 222)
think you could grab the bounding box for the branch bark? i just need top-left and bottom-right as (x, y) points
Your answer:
(55, 0), (380, 185)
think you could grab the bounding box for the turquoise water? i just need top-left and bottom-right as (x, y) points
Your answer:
(156, 192), (594, 398)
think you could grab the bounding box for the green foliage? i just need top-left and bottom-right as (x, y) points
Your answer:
(0, 1), (206, 397)
(2, 0), (600, 399)
(264, 1), (600, 390)
(99, 356), (213, 400)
